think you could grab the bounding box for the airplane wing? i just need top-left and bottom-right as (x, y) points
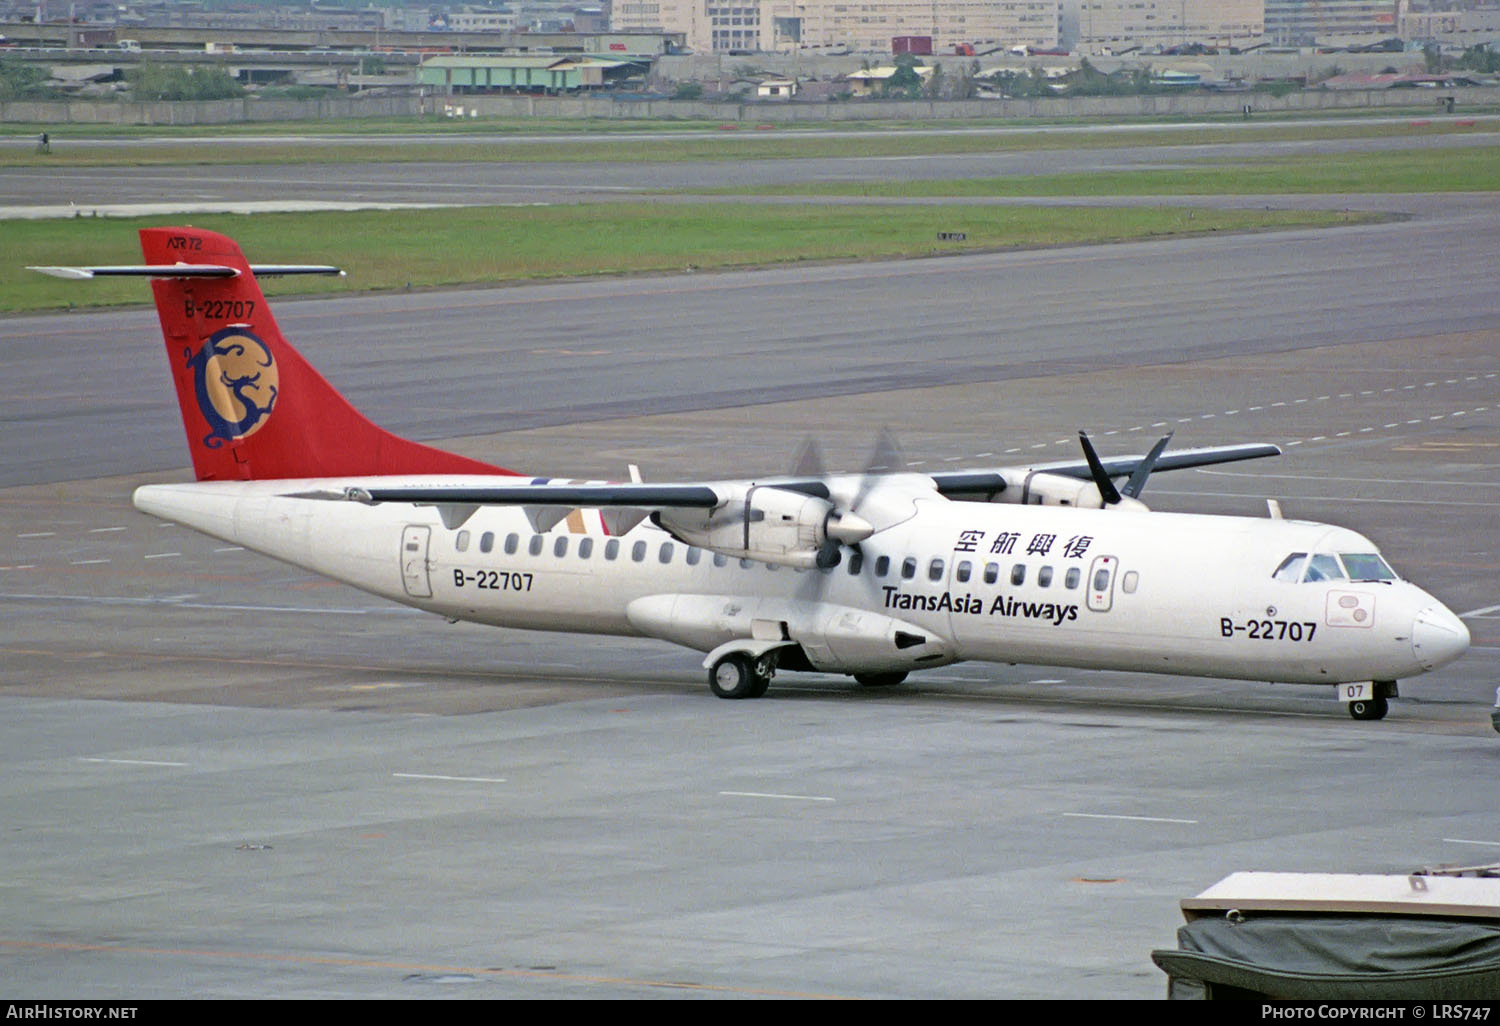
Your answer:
(310, 438), (1279, 567)
(332, 439), (1280, 515)
(930, 442), (1282, 501)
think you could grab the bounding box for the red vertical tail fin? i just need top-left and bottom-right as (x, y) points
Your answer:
(136, 226), (510, 481)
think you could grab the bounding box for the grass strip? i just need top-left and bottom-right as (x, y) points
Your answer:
(708, 143), (1500, 196)
(2, 202), (1373, 314)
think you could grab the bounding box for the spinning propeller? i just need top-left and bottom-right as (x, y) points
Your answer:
(1078, 430), (1173, 509)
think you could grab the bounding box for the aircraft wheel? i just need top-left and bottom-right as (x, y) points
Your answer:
(854, 671), (908, 688)
(1349, 696), (1389, 721)
(710, 653), (758, 699)
(746, 654), (776, 698)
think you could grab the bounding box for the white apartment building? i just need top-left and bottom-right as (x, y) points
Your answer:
(1072, 0), (1264, 51)
(1264, 0), (1398, 45)
(613, 0), (1061, 54)
(1399, 0), (1500, 46)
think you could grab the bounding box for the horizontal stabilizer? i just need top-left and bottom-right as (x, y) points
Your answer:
(28, 264), (344, 280)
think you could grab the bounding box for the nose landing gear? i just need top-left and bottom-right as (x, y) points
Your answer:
(1342, 680), (1397, 721)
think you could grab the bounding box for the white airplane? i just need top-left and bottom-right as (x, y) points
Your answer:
(34, 227), (1470, 719)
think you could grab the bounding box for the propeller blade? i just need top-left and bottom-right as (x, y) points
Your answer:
(865, 427), (904, 476)
(1078, 432), (1123, 506)
(790, 437), (826, 479)
(1122, 432), (1173, 499)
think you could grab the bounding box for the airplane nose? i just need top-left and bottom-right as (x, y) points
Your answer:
(1412, 604), (1470, 671)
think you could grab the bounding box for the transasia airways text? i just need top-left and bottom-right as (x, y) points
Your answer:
(882, 587), (1080, 625)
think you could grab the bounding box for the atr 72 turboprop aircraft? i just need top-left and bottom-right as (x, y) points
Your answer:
(35, 228), (1470, 719)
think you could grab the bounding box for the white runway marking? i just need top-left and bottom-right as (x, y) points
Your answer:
(1461, 605), (1500, 618)
(393, 773), (508, 784)
(721, 791), (835, 803)
(1063, 812), (1198, 824)
(1442, 838), (1500, 848)
(80, 757), (187, 767)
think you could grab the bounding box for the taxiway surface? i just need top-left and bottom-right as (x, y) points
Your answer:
(2, 140), (1498, 998)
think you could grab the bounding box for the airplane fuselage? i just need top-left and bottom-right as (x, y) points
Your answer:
(135, 478), (1468, 689)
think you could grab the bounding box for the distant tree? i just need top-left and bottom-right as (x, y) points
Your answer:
(0, 57), (58, 99)
(948, 61), (979, 100)
(672, 82), (703, 100)
(882, 54), (924, 98)
(1458, 44), (1500, 74)
(922, 62), (944, 99)
(127, 63), (243, 101)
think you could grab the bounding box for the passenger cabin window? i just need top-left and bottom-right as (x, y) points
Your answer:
(1038, 566), (1053, 588)
(605, 538), (620, 560)
(504, 533), (519, 555)
(1010, 564), (1026, 586)
(659, 543), (674, 564)
(578, 537), (593, 559)
(632, 541), (647, 562)
(847, 552), (863, 575)
(1065, 567), (1081, 589)
(713, 552), (728, 568)
(480, 532), (495, 554)
(553, 536), (568, 557)
(983, 562), (999, 585)
(1122, 570), (1139, 594)
(455, 530), (470, 553)
(901, 557), (917, 580)
(528, 535), (544, 556)
(927, 558), (944, 582)
(875, 556), (890, 578)
(686, 547), (701, 566)
(956, 560), (972, 583)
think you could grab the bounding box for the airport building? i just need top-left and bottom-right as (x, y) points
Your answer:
(1264, 0), (1400, 46)
(1072, 0), (1264, 52)
(611, 0), (1062, 54)
(1399, 0), (1500, 47)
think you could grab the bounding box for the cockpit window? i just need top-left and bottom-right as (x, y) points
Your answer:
(1303, 554), (1346, 582)
(1340, 553), (1397, 581)
(1273, 553), (1307, 582)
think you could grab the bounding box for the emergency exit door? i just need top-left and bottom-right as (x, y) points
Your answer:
(401, 525), (432, 598)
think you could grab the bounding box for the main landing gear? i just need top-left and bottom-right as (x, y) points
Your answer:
(709, 651), (775, 699)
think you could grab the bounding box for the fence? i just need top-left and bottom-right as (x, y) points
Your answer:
(3, 86), (1496, 125)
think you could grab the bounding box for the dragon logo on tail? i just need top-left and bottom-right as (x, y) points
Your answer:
(186, 327), (279, 449)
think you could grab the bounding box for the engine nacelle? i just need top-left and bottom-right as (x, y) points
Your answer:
(996, 470), (1148, 511)
(655, 485), (871, 569)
